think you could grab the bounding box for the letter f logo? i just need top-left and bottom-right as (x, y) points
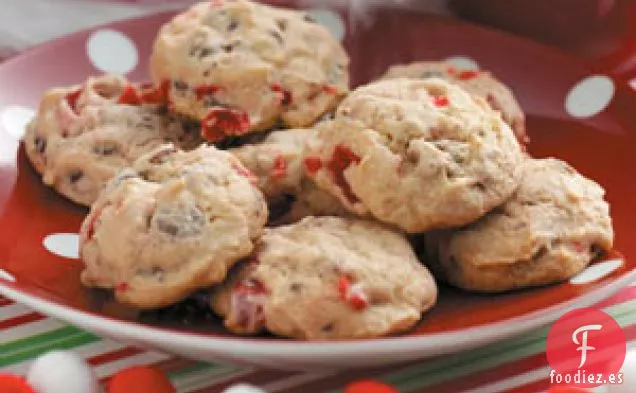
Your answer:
(573, 324), (603, 368)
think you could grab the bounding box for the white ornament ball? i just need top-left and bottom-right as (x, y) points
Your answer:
(609, 350), (636, 393)
(26, 350), (100, 393)
(222, 383), (267, 393)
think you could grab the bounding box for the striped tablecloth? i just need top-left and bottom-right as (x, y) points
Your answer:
(2, 284), (636, 393)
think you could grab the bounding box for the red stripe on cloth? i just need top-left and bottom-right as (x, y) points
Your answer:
(152, 357), (198, 375)
(0, 312), (44, 329)
(88, 347), (145, 366)
(594, 286), (636, 309)
(190, 370), (297, 393)
(0, 297), (13, 307)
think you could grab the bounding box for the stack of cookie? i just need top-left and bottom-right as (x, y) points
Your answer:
(24, 0), (614, 341)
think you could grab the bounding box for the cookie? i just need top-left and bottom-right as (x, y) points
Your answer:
(382, 61), (527, 144)
(304, 78), (524, 233)
(426, 158), (614, 292)
(80, 144), (268, 309)
(229, 128), (347, 222)
(211, 216), (437, 339)
(150, 0), (349, 141)
(24, 75), (202, 206)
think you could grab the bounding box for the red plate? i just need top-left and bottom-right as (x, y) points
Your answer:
(0, 3), (635, 369)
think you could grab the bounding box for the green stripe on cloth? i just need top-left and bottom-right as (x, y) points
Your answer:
(0, 326), (85, 354)
(0, 329), (98, 367)
(168, 361), (221, 379)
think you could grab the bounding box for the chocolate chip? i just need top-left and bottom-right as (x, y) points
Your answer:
(227, 19), (239, 32)
(421, 71), (445, 79)
(203, 96), (223, 108)
(532, 245), (549, 261)
(221, 43), (234, 53)
(276, 19), (288, 31)
(181, 119), (201, 134)
(174, 80), (188, 91)
(201, 47), (215, 59)
(472, 182), (486, 192)
(303, 14), (316, 23)
(93, 142), (119, 156)
(68, 171), (84, 183)
(151, 266), (165, 281)
(290, 282), (302, 292)
(270, 30), (284, 45)
(34, 136), (47, 154)
(157, 219), (179, 236)
(203, 70), (211, 77)
(321, 323), (334, 332)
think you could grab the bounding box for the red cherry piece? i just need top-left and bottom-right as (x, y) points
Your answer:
(194, 84), (223, 101)
(573, 242), (586, 253)
(338, 275), (350, 301)
(344, 379), (399, 393)
(327, 145), (361, 203)
(457, 70), (479, 80)
(337, 276), (369, 311)
(271, 83), (293, 106)
(304, 156), (323, 174)
(108, 366), (175, 393)
(446, 67), (457, 75)
(433, 96), (449, 107)
(115, 282), (129, 292)
(65, 89), (82, 114)
(0, 374), (36, 393)
(548, 387), (591, 393)
(201, 107), (250, 142)
(348, 290), (369, 311)
(322, 84), (339, 95)
(231, 279), (268, 330)
(271, 156), (287, 179)
(117, 84), (142, 106)
(140, 80), (171, 105)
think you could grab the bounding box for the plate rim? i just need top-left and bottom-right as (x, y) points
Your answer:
(1, 270), (635, 356)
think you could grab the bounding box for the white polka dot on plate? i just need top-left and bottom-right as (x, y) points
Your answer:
(1, 106), (35, 140)
(306, 9), (345, 41)
(569, 259), (623, 285)
(0, 269), (16, 282)
(222, 383), (266, 393)
(445, 56), (479, 70)
(565, 75), (615, 118)
(43, 233), (80, 260)
(87, 29), (138, 74)
(629, 78), (636, 90)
